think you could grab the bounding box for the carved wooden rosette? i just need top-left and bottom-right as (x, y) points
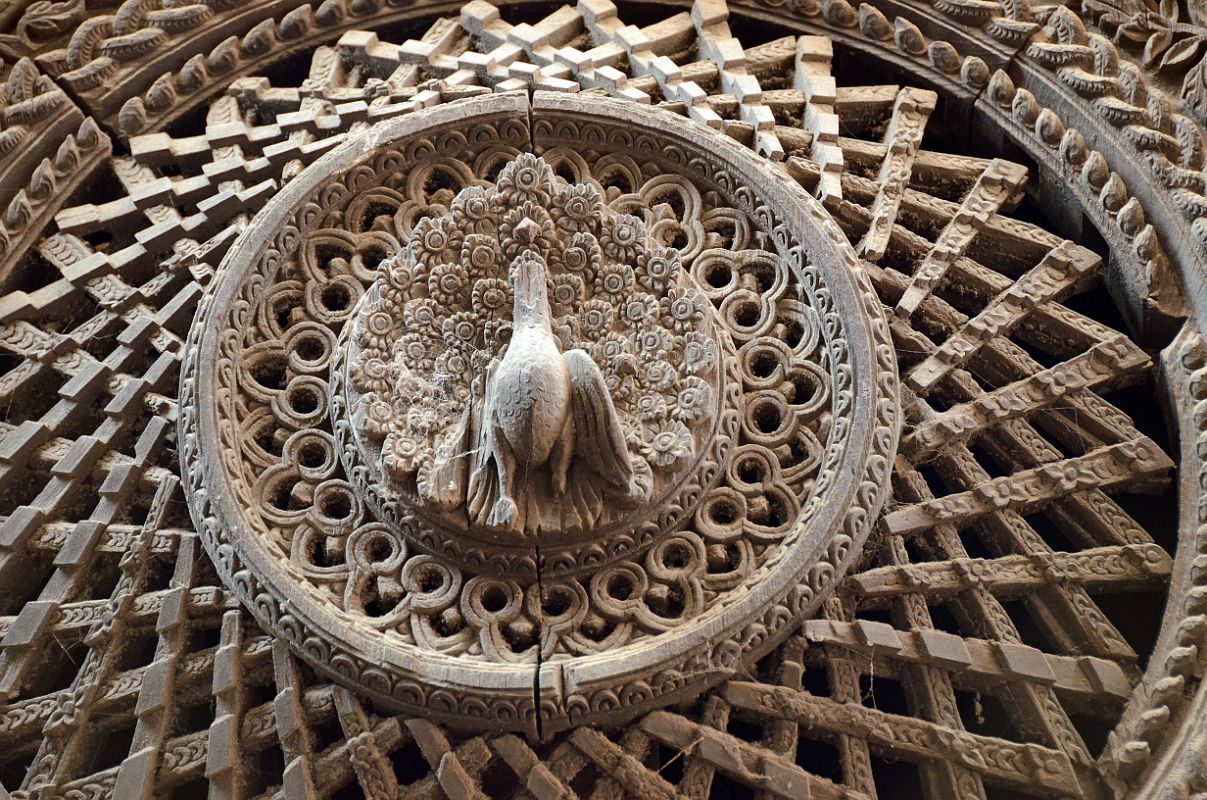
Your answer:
(334, 155), (739, 576)
(0, 0), (1202, 796)
(179, 92), (898, 733)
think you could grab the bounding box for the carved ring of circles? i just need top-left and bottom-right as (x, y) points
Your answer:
(179, 91), (900, 733)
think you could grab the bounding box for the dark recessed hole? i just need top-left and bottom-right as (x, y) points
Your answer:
(710, 500), (737, 525)
(250, 357), (286, 391)
(737, 458), (765, 484)
(289, 388), (318, 414)
(299, 443), (325, 469)
(753, 401), (782, 433)
(706, 264), (731, 288)
(321, 283), (351, 311)
(295, 336), (324, 363)
(542, 590), (571, 617)
(320, 491), (351, 520)
(482, 584), (509, 612)
(734, 300), (760, 327)
(607, 574), (633, 600)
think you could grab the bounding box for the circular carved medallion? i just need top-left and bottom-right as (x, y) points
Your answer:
(180, 92), (898, 733)
(336, 153), (739, 576)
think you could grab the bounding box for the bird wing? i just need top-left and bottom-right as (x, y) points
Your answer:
(564, 348), (632, 489)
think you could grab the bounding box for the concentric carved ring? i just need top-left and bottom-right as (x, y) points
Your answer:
(179, 91), (899, 733)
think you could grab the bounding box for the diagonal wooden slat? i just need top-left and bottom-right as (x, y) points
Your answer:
(855, 87), (936, 262)
(906, 241), (1100, 394)
(723, 683), (1084, 797)
(901, 336), (1150, 461)
(883, 439), (1172, 538)
(895, 158), (1028, 317)
(641, 710), (870, 800)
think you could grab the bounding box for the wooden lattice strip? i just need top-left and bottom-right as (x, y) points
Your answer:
(331, 687), (403, 800)
(902, 336), (1151, 462)
(491, 734), (580, 799)
(878, 533), (990, 799)
(0, 332), (180, 587)
(583, 727), (655, 800)
(895, 158), (1029, 317)
(830, 182), (1127, 424)
(834, 130), (992, 188)
(575, 0), (693, 110)
(0, 586), (229, 642)
(872, 255), (1161, 557)
(957, 422), (1153, 660)
(321, 721), (411, 800)
(889, 438), (1139, 664)
(0, 418), (171, 660)
(753, 637), (806, 800)
(530, 737), (593, 795)
(905, 242), (1100, 394)
(893, 325), (1157, 562)
(881, 457), (1116, 790)
(914, 447), (1131, 779)
(440, 1), (577, 95)
(835, 195), (1110, 366)
(691, 0), (782, 158)
(0, 429), (176, 504)
(671, 695), (729, 797)
(638, 709), (863, 799)
(883, 440), (1168, 538)
(0, 418), (170, 701)
(805, 619), (1136, 703)
(794, 35), (842, 200)
(817, 596), (879, 799)
(900, 435), (1154, 662)
(110, 531), (206, 798)
(18, 520), (186, 558)
(205, 610), (251, 800)
(37, 233), (203, 359)
(723, 682), (1084, 797)
(463, 1), (625, 97)
(399, 720), (492, 800)
(0, 633), (270, 758)
(271, 641), (321, 798)
(568, 728), (679, 800)
(17, 476), (178, 794)
(855, 87), (936, 262)
(839, 171), (1064, 272)
(933, 330), (1151, 467)
(154, 663), (329, 791)
(850, 543), (1171, 608)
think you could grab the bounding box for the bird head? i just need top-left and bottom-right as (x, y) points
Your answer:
(509, 246), (552, 328)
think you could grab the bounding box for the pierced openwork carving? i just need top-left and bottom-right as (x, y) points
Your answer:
(0, 0), (1201, 796)
(341, 153), (733, 565)
(179, 91), (895, 732)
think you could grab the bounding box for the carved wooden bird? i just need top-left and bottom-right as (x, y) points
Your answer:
(466, 232), (634, 534)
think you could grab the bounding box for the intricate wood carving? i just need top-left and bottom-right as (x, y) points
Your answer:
(0, 0), (1200, 797)
(177, 89), (898, 734)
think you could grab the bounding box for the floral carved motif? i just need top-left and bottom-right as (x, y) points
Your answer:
(344, 154), (727, 550)
(0, 0), (1198, 796)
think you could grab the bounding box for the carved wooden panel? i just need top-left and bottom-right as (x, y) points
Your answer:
(0, 0), (1202, 798)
